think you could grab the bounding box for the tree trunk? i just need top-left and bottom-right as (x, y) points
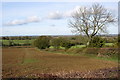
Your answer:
(86, 37), (93, 47)
(86, 41), (89, 46)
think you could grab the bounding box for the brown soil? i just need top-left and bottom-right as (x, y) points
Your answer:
(2, 47), (118, 78)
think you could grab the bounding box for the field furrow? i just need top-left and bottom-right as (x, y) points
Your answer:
(2, 47), (118, 78)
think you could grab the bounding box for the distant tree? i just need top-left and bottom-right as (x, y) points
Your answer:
(3, 37), (9, 40)
(89, 36), (105, 48)
(33, 36), (50, 49)
(2, 37), (7, 40)
(60, 38), (74, 49)
(61, 41), (73, 49)
(69, 3), (116, 46)
(50, 38), (62, 49)
(75, 35), (88, 45)
(8, 40), (14, 46)
(18, 36), (22, 40)
(25, 39), (30, 46)
(50, 37), (75, 49)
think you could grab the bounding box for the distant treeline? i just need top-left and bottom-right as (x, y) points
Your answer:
(1, 40), (32, 47)
(0, 35), (118, 48)
(1, 36), (37, 40)
(1, 35), (118, 43)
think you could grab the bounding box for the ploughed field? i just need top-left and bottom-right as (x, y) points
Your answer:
(2, 47), (118, 78)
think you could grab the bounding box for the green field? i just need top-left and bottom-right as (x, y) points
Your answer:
(49, 43), (114, 49)
(71, 45), (86, 48)
(1, 39), (115, 48)
(1, 39), (35, 45)
(105, 43), (114, 46)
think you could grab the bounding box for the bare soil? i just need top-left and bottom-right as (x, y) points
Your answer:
(2, 47), (118, 78)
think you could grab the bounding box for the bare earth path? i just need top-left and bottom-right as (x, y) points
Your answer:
(2, 47), (118, 78)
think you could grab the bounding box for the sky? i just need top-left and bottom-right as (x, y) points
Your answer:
(1, 1), (118, 36)
(1, 0), (119, 2)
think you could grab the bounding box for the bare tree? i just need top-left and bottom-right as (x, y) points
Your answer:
(69, 3), (115, 45)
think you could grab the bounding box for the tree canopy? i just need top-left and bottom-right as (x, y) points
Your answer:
(69, 3), (116, 45)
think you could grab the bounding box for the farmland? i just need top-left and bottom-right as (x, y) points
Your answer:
(0, 39), (34, 46)
(1, 39), (115, 48)
(2, 47), (118, 78)
(1, 35), (119, 78)
(1, 2), (119, 79)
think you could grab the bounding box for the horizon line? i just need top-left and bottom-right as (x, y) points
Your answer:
(0, 34), (119, 37)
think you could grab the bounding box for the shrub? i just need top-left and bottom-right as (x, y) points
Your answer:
(50, 37), (74, 49)
(104, 37), (118, 43)
(33, 36), (50, 49)
(70, 36), (88, 45)
(60, 40), (74, 49)
(89, 36), (105, 48)
(98, 48), (118, 57)
(8, 40), (14, 46)
(84, 48), (118, 57)
(50, 38), (62, 49)
(61, 42), (72, 49)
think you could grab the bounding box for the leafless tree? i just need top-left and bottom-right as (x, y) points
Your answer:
(69, 3), (115, 45)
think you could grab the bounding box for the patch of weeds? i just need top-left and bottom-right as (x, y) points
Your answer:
(83, 54), (118, 62)
(71, 45), (86, 48)
(23, 58), (39, 64)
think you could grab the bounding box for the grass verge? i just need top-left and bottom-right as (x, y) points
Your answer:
(44, 48), (118, 62)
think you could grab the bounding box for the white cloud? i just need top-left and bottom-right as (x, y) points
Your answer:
(50, 24), (56, 27)
(47, 11), (63, 19)
(47, 6), (82, 19)
(64, 5), (117, 18)
(4, 19), (27, 26)
(4, 16), (40, 26)
(26, 16), (40, 22)
(64, 6), (82, 17)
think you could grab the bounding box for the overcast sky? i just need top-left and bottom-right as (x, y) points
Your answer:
(1, 2), (118, 36)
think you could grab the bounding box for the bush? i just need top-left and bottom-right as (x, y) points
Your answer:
(104, 37), (118, 43)
(50, 38), (62, 49)
(61, 41), (72, 49)
(70, 36), (88, 45)
(50, 37), (74, 49)
(98, 48), (118, 57)
(89, 36), (105, 48)
(33, 36), (50, 49)
(84, 48), (118, 57)
(60, 39), (74, 49)
(8, 40), (14, 46)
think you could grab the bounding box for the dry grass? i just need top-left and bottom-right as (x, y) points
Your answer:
(2, 47), (118, 78)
